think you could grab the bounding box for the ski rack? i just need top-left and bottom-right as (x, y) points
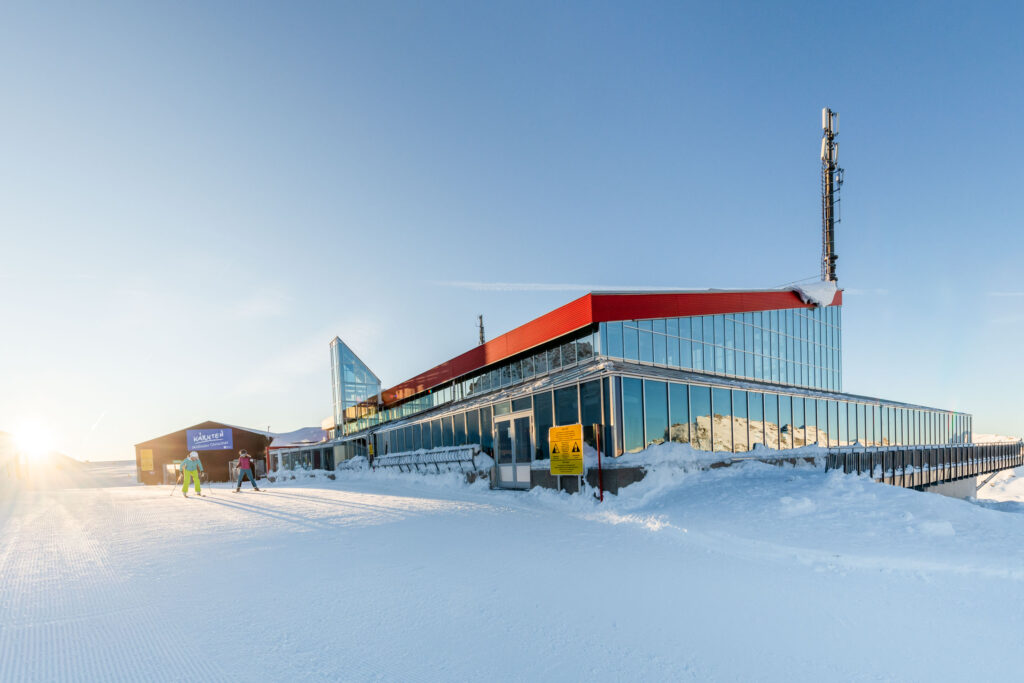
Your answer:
(372, 445), (483, 474)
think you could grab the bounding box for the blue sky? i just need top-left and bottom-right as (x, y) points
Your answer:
(2, 1), (1022, 459)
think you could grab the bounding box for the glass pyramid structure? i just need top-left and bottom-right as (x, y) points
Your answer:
(330, 337), (381, 428)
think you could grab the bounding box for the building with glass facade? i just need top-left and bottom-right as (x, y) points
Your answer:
(317, 288), (971, 489)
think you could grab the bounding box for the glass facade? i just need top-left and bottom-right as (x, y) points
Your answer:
(330, 337), (382, 428)
(618, 375), (971, 455)
(600, 306), (842, 392)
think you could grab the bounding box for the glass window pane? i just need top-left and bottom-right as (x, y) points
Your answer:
(873, 406), (881, 446)
(534, 350), (548, 375)
(480, 406), (493, 454)
(778, 395), (792, 450)
(533, 391), (553, 460)
(548, 347), (561, 372)
(792, 398), (805, 447)
(624, 326), (639, 361)
(828, 401), (839, 447)
(554, 385), (579, 426)
(654, 333), (667, 365)
(644, 380), (669, 447)
(732, 390), (749, 452)
(817, 399), (828, 446)
(577, 334), (594, 362)
(712, 388), (732, 452)
(607, 322), (623, 358)
(431, 419), (442, 449)
(690, 385), (711, 451)
(494, 400), (512, 416)
(748, 392), (764, 447)
(666, 333), (679, 367)
(522, 355), (535, 379)
(622, 377), (645, 453)
(421, 422), (431, 449)
(561, 340), (577, 366)
(467, 410), (480, 446)
(838, 402), (848, 446)
(579, 381), (601, 426)
(442, 416), (454, 447)
(639, 331), (654, 363)
(764, 393), (779, 449)
(669, 383), (689, 444)
(454, 412), (467, 446)
(580, 380), (602, 449)
(801, 398), (815, 445)
(512, 397), (532, 412)
(857, 404), (867, 445)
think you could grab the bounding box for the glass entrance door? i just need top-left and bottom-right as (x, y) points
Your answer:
(495, 413), (533, 489)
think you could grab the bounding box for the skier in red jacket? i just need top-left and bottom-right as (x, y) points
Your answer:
(234, 449), (261, 492)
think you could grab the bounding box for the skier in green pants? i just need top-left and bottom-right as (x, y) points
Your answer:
(181, 451), (204, 497)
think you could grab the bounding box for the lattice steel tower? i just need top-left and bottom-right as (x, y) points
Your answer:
(821, 108), (844, 282)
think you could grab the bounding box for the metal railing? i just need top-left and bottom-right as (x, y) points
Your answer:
(372, 445), (484, 474)
(825, 441), (1024, 489)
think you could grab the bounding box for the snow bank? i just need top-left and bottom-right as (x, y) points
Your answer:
(604, 440), (827, 471)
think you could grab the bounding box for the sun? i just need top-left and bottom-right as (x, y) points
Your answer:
(13, 421), (55, 461)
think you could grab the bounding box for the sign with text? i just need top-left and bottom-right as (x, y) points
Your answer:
(186, 428), (233, 451)
(549, 424), (583, 476)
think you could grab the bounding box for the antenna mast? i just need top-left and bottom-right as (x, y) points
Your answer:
(820, 107), (844, 282)
(477, 315), (485, 345)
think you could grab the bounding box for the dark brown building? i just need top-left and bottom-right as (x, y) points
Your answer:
(134, 421), (272, 484)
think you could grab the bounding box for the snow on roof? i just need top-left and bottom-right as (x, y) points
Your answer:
(791, 280), (839, 307)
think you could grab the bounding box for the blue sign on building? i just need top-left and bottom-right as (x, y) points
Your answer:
(187, 428), (233, 451)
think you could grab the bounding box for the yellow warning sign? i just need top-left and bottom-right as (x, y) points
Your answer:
(139, 449), (154, 472)
(549, 424), (583, 476)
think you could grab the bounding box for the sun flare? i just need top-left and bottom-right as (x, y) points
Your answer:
(13, 421), (55, 460)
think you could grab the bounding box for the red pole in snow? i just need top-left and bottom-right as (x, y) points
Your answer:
(594, 423), (604, 503)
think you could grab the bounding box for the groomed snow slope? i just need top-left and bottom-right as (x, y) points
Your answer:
(2, 459), (1024, 682)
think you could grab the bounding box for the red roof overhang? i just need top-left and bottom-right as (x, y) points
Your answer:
(379, 289), (842, 407)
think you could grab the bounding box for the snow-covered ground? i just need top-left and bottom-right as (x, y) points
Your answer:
(3, 457), (1024, 682)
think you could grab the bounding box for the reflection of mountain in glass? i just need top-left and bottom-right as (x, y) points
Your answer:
(668, 416), (837, 453)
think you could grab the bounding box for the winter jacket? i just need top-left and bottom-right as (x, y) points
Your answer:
(238, 455), (252, 471)
(180, 457), (204, 472)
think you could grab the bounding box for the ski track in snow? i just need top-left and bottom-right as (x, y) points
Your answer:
(3, 461), (1024, 681)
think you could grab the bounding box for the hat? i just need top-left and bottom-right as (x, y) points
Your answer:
(239, 449), (249, 456)
(189, 451), (198, 459)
